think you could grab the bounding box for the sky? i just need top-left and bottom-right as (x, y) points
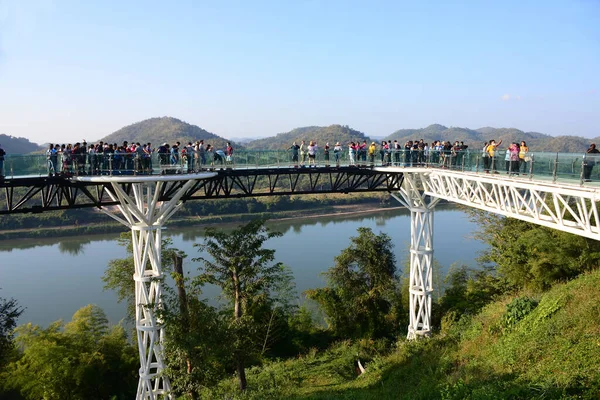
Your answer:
(0, 0), (599, 144)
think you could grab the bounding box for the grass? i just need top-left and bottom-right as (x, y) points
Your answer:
(196, 269), (600, 400)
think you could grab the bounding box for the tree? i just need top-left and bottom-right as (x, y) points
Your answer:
(102, 233), (179, 321)
(2, 305), (137, 400)
(0, 295), (23, 366)
(193, 219), (294, 391)
(473, 211), (600, 290)
(159, 258), (229, 399)
(305, 227), (401, 339)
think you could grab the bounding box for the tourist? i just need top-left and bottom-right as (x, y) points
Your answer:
(333, 142), (342, 166)
(482, 141), (490, 172)
(290, 141), (300, 166)
(308, 141), (317, 167)
(348, 142), (356, 166)
(198, 140), (206, 169)
(486, 139), (502, 174)
(205, 144), (214, 167)
(215, 149), (226, 166)
(46, 144), (57, 176)
(368, 142), (377, 165)
(300, 140), (307, 166)
(226, 142), (234, 165)
(324, 143), (330, 167)
(519, 141), (529, 173)
(584, 144), (600, 182)
(393, 140), (401, 165)
(360, 140), (368, 165)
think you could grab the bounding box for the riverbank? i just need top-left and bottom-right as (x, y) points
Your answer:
(0, 202), (403, 240)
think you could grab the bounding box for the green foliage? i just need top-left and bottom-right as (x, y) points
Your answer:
(102, 233), (179, 321)
(0, 296), (24, 367)
(193, 269), (600, 399)
(193, 219), (296, 390)
(306, 227), (401, 339)
(159, 273), (230, 398)
(1, 305), (137, 400)
(500, 296), (538, 331)
(437, 265), (508, 331)
(473, 211), (600, 290)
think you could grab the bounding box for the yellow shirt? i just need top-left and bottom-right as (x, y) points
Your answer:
(487, 144), (497, 157)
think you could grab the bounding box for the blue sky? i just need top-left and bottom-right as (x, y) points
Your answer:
(0, 0), (598, 144)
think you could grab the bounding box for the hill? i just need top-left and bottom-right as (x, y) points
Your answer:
(245, 125), (372, 150)
(99, 117), (237, 150)
(0, 134), (42, 154)
(382, 124), (577, 152)
(204, 269), (600, 399)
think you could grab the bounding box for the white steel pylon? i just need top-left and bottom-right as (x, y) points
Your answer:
(392, 173), (440, 339)
(100, 178), (198, 399)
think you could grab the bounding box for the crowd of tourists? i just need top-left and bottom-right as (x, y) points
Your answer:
(2, 138), (600, 182)
(289, 139), (472, 168)
(41, 140), (234, 176)
(481, 139), (531, 175)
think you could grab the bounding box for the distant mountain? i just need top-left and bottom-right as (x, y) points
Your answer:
(382, 124), (577, 152)
(0, 134), (42, 154)
(245, 125), (372, 149)
(100, 117), (238, 150)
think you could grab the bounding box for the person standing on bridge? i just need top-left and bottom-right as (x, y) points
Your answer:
(289, 141), (300, 167)
(334, 142), (342, 166)
(486, 139), (502, 174)
(348, 142), (356, 166)
(46, 144), (58, 176)
(308, 141), (317, 167)
(300, 140), (307, 166)
(584, 144), (600, 182)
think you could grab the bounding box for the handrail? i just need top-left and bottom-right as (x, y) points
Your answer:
(1, 149), (599, 186)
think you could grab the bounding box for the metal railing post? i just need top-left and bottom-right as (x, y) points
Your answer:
(552, 153), (558, 183)
(581, 155), (586, 185)
(529, 154), (534, 180)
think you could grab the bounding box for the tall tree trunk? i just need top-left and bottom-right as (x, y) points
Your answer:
(236, 354), (247, 390)
(173, 254), (198, 400)
(232, 270), (246, 390)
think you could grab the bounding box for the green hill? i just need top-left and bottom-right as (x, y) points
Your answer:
(0, 134), (42, 154)
(381, 124), (585, 152)
(99, 117), (238, 150)
(203, 269), (600, 399)
(245, 125), (372, 150)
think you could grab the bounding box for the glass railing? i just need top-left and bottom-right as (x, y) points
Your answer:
(1, 150), (599, 186)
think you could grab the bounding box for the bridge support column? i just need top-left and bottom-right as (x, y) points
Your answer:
(392, 174), (440, 339)
(101, 179), (197, 400)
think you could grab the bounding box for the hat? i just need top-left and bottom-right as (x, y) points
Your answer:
(371, 142), (375, 145)
(163, 143), (168, 146)
(335, 142), (340, 146)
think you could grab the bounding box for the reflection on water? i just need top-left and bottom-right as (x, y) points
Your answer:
(0, 204), (486, 327)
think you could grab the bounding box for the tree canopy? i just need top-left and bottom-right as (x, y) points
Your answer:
(306, 227), (401, 339)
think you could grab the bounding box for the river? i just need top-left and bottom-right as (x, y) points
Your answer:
(0, 205), (487, 327)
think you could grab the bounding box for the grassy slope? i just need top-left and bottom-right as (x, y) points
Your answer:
(204, 269), (600, 399)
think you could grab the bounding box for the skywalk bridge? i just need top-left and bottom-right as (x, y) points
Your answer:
(2, 149), (600, 400)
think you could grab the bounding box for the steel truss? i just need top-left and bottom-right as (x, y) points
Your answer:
(0, 167), (402, 215)
(99, 179), (204, 399)
(419, 169), (600, 240)
(392, 173), (441, 339)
